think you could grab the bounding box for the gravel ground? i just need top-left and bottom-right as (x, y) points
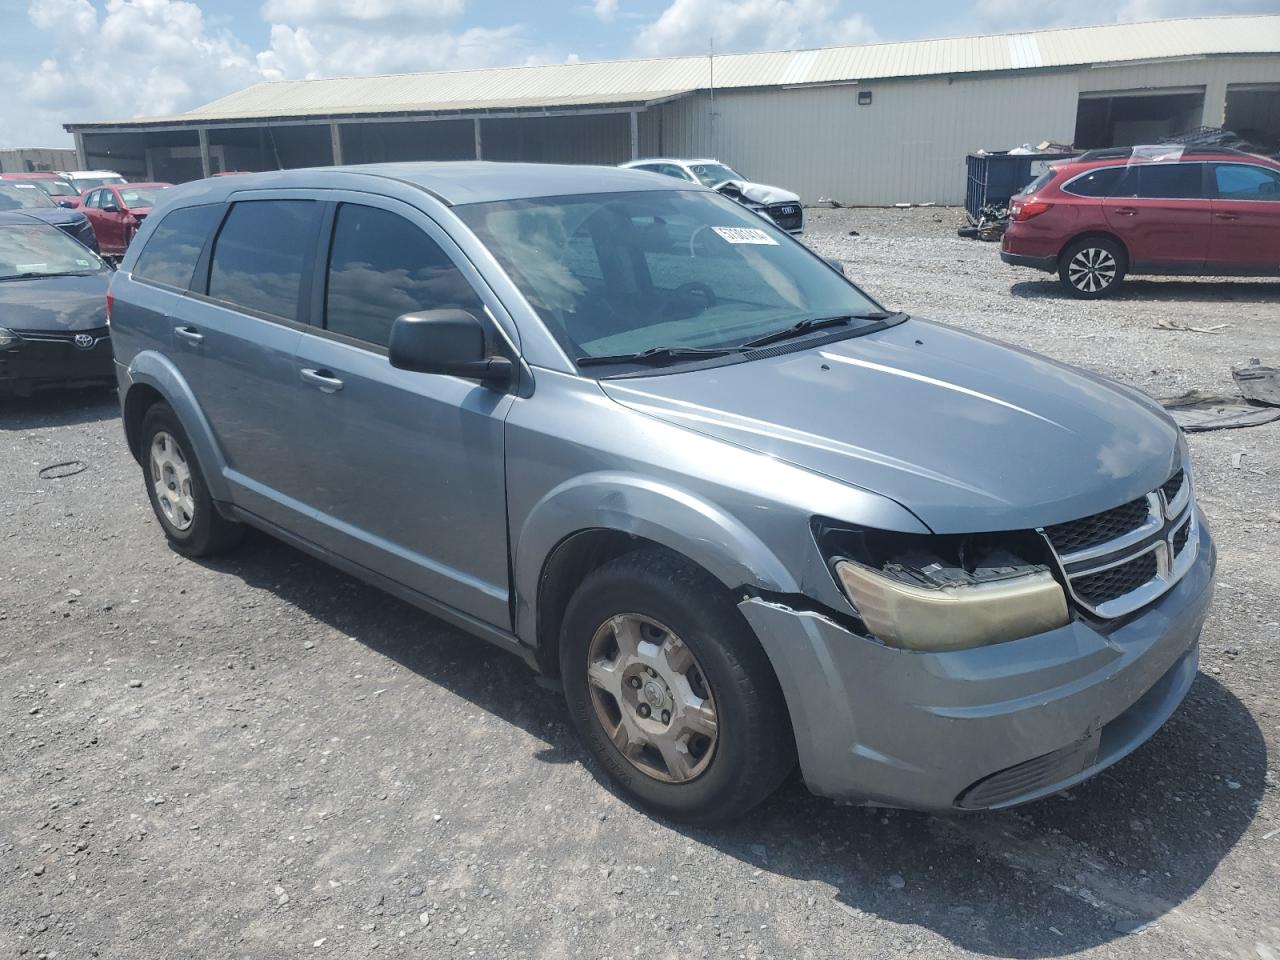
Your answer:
(2, 207), (1277, 960)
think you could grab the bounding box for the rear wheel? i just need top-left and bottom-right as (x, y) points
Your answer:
(140, 402), (243, 557)
(1059, 237), (1127, 298)
(560, 549), (794, 823)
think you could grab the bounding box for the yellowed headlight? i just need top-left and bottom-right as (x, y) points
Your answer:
(834, 559), (1069, 652)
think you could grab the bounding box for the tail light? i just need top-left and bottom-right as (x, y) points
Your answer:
(1010, 199), (1052, 221)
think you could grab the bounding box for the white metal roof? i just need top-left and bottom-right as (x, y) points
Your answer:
(70, 15), (1280, 128)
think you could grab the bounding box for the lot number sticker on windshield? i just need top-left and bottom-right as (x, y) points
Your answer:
(712, 226), (777, 245)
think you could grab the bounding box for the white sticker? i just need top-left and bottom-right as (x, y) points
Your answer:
(712, 226), (777, 245)
(16, 263), (48, 271)
(75, 259), (91, 266)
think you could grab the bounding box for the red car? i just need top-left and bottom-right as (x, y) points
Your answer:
(1001, 147), (1280, 298)
(0, 171), (83, 208)
(80, 182), (171, 257)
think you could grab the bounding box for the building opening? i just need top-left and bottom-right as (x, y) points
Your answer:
(1074, 90), (1205, 148)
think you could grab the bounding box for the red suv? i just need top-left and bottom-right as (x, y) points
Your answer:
(1001, 147), (1280, 298)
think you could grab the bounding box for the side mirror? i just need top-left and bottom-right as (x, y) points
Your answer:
(102, 201), (120, 213)
(823, 257), (846, 275)
(58, 199), (76, 208)
(389, 309), (512, 386)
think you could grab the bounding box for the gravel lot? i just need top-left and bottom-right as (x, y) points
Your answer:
(2, 207), (1277, 960)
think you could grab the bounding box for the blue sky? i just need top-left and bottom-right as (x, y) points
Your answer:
(0, 0), (1269, 148)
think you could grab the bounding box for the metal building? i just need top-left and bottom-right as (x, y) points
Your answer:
(64, 15), (1280, 205)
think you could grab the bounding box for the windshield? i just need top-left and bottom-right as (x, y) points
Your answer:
(118, 186), (166, 209)
(33, 179), (80, 198)
(0, 183), (56, 210)
(687, 163), (742, 187)
(72, 175), (126, 190)
(0, 223), (106, 280)
(456, 190), (881, 362)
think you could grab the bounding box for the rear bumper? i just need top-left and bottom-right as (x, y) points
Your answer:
(1000, 250), (1057, 271)
(739, 518), (1215, 811)
(0, 332), (115, 395)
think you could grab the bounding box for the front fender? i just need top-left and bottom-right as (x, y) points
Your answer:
(123, 351), (231, 503)
(512, 471), (798, 644)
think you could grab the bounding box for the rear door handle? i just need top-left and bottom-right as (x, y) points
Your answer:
(1214, 212), (1240, 221)
(300, 368), (344, 393)
(174, 325), (204, 345)
(1114, 206), (1138, 216)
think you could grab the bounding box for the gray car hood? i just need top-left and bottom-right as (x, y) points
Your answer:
(599, 318), (1181, 534)
(0, 272), (110, 332)
(715, 180), (800, 206)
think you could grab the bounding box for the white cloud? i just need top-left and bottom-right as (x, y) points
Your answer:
(592, 0), (619, 22)
(635, 0), (877, 56)
(971, 0), (1275, 30)
(258, 0), (463, 26)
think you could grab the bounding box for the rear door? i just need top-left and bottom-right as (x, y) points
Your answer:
(288, 196), (515, 627)
(81, 190), (107, 248)
(175, 193), (324, 527)
(1208, 162), (1280, 273)
(98, 188), (130, 254)
(1102, 162), (1211, 271)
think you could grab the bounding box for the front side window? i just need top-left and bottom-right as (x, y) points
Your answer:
(134, 203), (223, 290)
(208, 200), (319, 320)
(1214, 163), (1280, 201)
(83, 190), (100, 209)
(0, 223), (107, 280)
(687, 163), (742, 187)
(457, 189), (881, 362)
(325, 204), (486, 348)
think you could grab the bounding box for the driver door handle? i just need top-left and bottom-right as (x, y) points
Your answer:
(1113, 206), (1138, 216)
(1214, 212), (1241, 221)
(300, 368), (344, 393)
(174, 325), (204, 345)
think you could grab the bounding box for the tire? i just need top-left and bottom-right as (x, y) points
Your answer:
(139, 402), (243, 557)
(560, 548), (794, 823)
(1058, 237), (1127, 298)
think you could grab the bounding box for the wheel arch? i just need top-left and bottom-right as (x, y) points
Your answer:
(1059, 230), (1129, 267)
(120, 351), (232, 502)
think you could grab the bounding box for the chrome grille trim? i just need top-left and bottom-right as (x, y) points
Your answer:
(1039, 469), (1196, 619)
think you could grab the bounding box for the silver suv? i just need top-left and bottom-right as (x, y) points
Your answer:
(109, 163), (1215, 823)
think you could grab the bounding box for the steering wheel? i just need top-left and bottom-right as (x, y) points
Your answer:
(674, 281), (717, 309)
(688, 224), (718, 258)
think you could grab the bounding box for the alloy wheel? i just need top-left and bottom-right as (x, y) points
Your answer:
(1067, 246), (1117, 293)
(149, 431), (195, 531)
(586, 614), (719, 783)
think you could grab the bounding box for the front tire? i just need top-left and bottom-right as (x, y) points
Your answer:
(140, 402), (242, 557)
(560, 549), (794, 823)
(1059, 237), (1127, 298)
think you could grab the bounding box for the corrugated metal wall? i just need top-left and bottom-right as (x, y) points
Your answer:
(642, 53), (1280, 205)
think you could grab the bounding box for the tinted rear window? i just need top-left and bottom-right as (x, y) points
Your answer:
(208, 200), (319, 321)
(1112, 163), (1204, 200)
(133, 204), (221, 290)
(1062, 167), (1124, 197)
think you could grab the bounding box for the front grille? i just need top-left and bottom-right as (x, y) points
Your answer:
(1172, 519), (1190, 555)
(1043, 496), (1150, 554)
(1072, 551), (1158, 607)
(766, 203), (803, 231)
(1161, 469), (1184, 505)
(956, 736), (1097, 809)
(13, 325), (109, 343)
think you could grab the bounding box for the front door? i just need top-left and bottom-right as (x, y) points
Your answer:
(1208, 162), (1280, 273)
(289, 197), (514, 628)
(1102, 161), (1211, 271)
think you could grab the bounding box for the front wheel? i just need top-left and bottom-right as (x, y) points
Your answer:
(560, 549), (794, 823)
(1059, 237), (1127, 298)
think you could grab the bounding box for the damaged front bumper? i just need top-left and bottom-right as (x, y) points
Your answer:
(738, 517), (1215, 811)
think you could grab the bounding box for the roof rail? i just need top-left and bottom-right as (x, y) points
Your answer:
(1075, 144), (1262, 162)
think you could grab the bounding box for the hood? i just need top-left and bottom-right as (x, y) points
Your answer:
(599, 319), (1181, 534)
(0, 272), (110, 333)
(17, 208), (85, 229)
(715, 180), (800, 206)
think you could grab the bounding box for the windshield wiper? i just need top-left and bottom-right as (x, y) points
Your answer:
(2, 271), (99, 282)
(577, 345), (734, 368)
(740, 312), (897, 349)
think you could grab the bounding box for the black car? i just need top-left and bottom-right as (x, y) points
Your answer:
(0, 181), (99, 252)
(0, 213), (114, 396)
